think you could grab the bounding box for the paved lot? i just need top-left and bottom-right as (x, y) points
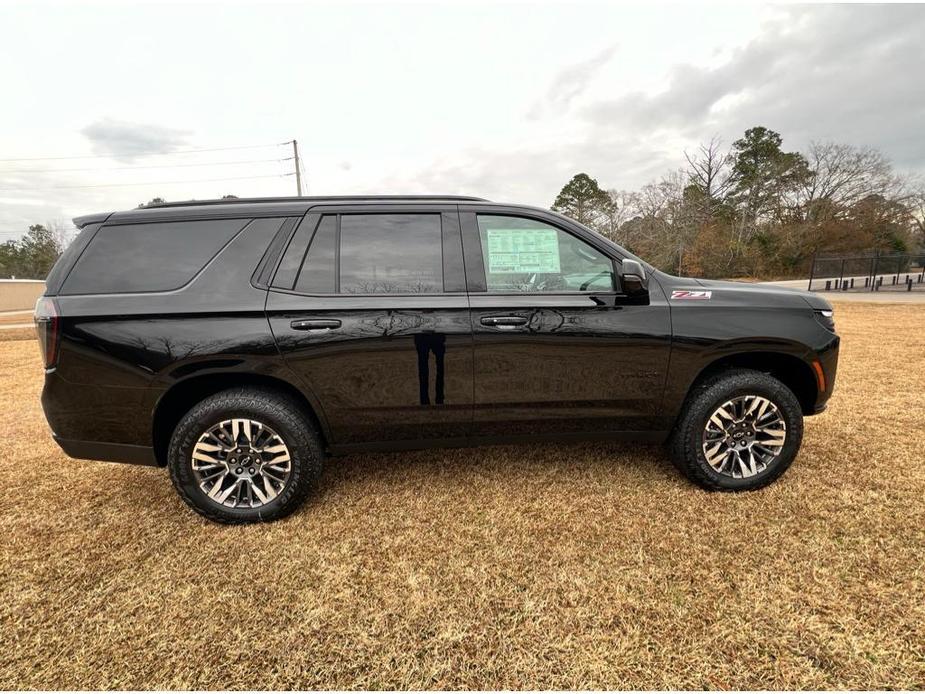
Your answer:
(763, 278), (925, 303)
(1, 303), (923, 688)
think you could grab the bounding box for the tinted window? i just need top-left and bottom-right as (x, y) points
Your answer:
(294, 216), (336, 294)
(61, 219), (246, 294)
(477, 215), (615, 293)
(273, 216), (318, 290)
(45, 223), (101, 295)
(339, 214), (443, 294)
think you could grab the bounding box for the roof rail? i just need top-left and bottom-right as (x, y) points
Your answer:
(142, 195), (489, 209)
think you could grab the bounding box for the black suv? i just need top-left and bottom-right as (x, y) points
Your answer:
(36, 196), (839, 523)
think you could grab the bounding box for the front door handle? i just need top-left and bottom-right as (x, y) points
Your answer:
(480, 315), (528, 330)
(291, 318), (341, 331)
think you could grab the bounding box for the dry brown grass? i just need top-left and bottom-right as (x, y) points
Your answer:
(1, 303), (924, 689)
(0, 327), (36, 342)
(0, 311), (35, 341)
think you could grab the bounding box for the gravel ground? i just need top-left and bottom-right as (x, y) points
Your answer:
(1, 303), (923, 689)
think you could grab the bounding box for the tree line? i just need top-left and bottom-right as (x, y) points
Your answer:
(4, 135), (923, 282)
(552, 126), (925, 278)
(0, 196), (239, 280)
(0, 225), (66, 280)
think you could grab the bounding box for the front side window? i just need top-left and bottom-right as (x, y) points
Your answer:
(477, 215), (615, 293)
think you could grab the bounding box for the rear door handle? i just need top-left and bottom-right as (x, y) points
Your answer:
(480, 315), (528, 330)
(290, 318), (341, 331)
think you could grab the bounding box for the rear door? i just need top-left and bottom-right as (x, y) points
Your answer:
(266, 205), (473, 447)
(460, 206), (672, 438)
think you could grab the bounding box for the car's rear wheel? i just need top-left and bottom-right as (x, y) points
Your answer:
(168, 387), (323, 523)
(670, 368), (803, 491)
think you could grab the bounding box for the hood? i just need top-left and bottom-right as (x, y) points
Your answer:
(659, 275), (833, 311)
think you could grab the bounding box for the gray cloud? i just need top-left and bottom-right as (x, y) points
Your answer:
(582, 5), (925, 169)
(528, 44), (617, 119)
(402, 5), (925, 206)
(80, 118), (192, 162)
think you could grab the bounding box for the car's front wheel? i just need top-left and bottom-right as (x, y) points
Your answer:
(168, 387), (324, 523)
(670, 368), (804, 491)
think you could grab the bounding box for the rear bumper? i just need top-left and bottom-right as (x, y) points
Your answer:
(42, 369), (154, 455)
(52, 435), (158, 466)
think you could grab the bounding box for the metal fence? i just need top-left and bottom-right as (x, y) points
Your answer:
(807, 252), (925, 293)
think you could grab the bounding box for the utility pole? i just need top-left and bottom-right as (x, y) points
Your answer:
(291, 139), (303, 196)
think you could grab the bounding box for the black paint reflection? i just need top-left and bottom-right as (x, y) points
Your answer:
(414, 333), (446, 405)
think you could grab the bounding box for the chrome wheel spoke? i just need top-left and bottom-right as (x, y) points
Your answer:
(191, 418), (292, 509)
(709, 403), (735, 429)
(206, 473), (230, 499)
(262, 467), (288, 485)
(702, 395), (786, 479)
(756, 428), (785, 446)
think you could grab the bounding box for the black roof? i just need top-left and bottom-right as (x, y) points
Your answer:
(73, 195), (491, 228)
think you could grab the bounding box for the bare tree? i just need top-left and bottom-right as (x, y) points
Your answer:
(598, 189), (638, 240)
(801, 142), (906, 213)
(684, 135), (733, 218)
(911, 181), (925, 245)
(619, 171), (698, 272)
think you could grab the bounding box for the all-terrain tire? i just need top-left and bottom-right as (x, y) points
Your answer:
(670, 368), (803, 491)
(168, 387), (324, 523)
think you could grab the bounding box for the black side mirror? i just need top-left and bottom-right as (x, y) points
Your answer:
(620, 259), (648, 295)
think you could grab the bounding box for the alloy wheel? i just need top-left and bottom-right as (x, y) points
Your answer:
(190, 418), (292, 508)
(701, 395), (787, 478)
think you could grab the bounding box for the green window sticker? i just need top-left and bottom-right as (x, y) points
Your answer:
(485, 228), (561, 274)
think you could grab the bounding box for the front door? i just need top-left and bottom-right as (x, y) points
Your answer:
(460, 208), (672, 438)
(266, 206), (473, 447)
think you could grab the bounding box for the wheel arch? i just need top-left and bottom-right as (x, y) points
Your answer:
(688, 351), (819, 415)
(152, 372), (328, 466)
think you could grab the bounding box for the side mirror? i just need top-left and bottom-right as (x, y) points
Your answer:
(620, 259), (648, 295)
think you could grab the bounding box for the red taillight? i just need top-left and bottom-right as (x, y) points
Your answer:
(34, 296), (60, 369)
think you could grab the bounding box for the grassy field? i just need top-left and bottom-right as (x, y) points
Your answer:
(1, 303), (923, 689)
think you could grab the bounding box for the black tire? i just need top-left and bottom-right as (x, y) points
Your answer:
(670, 368), (803, 491)
(168, 387), (324, 523)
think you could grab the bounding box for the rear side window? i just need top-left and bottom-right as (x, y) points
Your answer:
(61, 219), (247, 294)
(339, 214), (442, 294)
(44, 223), (101, 295)
(294, 216), (337, 294)
(278, 213), (445, 294)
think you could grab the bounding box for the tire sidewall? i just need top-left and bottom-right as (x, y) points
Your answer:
(168, 390), (322, 522)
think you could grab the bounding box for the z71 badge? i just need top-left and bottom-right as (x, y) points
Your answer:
(671, 290), (713, 300)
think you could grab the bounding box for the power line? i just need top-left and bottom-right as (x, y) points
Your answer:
(0, 232), (80, 234)
(0, 172), (294, 192)
(0, 141), (290, 163)
(0, 157), (293, 174)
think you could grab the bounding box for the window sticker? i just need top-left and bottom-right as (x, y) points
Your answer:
(486, 228), (561, 274)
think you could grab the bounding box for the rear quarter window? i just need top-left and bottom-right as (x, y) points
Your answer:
(60, 219), (248, 294)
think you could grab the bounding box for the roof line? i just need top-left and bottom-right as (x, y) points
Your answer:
(143, 195), (489, 209)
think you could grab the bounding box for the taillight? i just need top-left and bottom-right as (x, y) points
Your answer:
(34, 296), (60, 369)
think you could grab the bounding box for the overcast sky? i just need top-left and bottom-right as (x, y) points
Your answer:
(1, 1), (923, 240)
